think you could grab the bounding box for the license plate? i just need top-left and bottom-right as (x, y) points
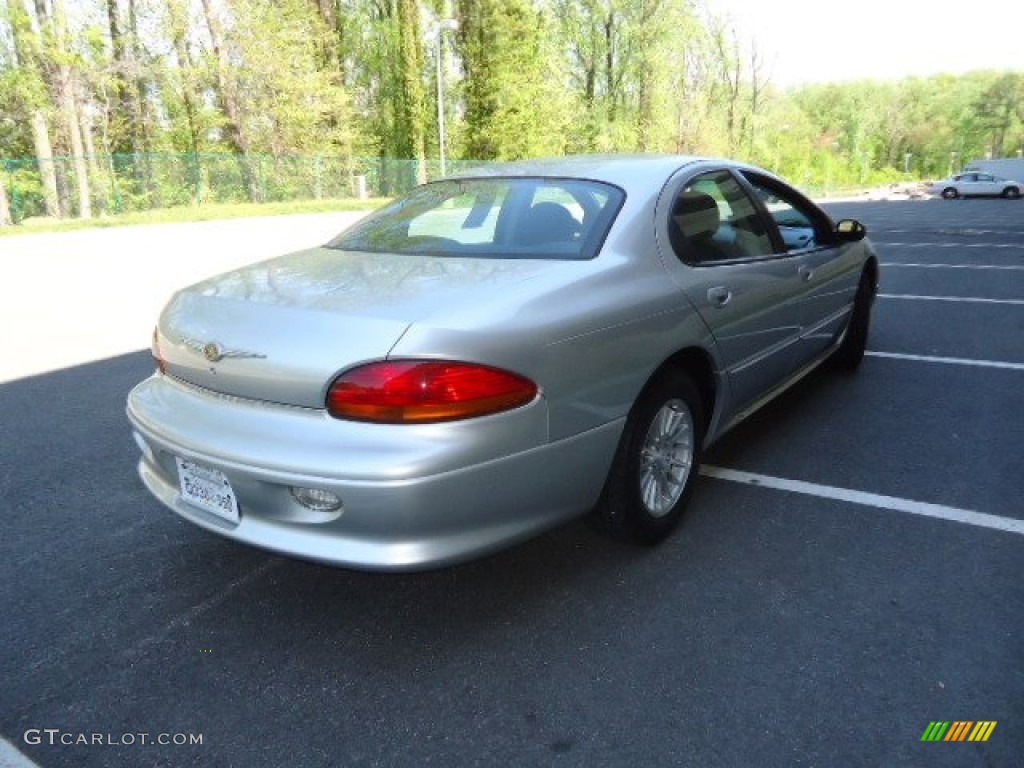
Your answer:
(176, 457), (240, 524)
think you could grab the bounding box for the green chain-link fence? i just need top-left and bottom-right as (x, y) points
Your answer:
(1, 152), (880, 225)
(1, 154), (481, 224)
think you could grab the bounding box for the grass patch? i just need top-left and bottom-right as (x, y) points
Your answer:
(0, 197), (390, 236)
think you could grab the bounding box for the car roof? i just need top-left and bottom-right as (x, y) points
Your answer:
(447, 154), (756, 195)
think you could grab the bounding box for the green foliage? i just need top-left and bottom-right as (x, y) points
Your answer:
(227, 0), (355, 156)
(1, 0), (1021, 226)
(1, 161), (47, 220)
(551, 0), (707, 154)
(788, 72), (1024, 180)
(457, 0), (572, 160)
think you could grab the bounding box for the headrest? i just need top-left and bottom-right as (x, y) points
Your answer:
(673, 192), (720, 240)
(521, 202), (579, 245)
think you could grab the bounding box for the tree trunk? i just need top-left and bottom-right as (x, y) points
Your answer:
(30, 113), (62, 219)
(309, 0), (340, 69)
(127, 0), (160, 205)
(52, 0), (92, 218)
(78, 92), (107, 215)
(167, 0), (202, 156)
(200, 0), (262, 202)
(0, 167), (12, 226)
(397, 0), (426, 183)
(61, 81), (94, 219)
(12, 1), (61, 217)
(105, 0), (136, 156)
(603, 11), (616, 122)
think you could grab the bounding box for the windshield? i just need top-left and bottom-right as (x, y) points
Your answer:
(327, 177), (624, 260)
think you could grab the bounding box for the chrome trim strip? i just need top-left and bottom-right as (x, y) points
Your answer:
(718, 335), (844, 436)
(800, 304), (852, 339)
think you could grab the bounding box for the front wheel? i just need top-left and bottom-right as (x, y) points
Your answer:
(1002, 187), (1021, 199)
(941, 187), (958, 199)
(590, 371), (704, 545)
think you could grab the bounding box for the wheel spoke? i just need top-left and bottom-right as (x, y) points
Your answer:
(663, 418), (679, 439)
(660, 406), (680, 439)
(641, 470), (658, 510)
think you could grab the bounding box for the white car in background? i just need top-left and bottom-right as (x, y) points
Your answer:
(927, 172), (1023, 199)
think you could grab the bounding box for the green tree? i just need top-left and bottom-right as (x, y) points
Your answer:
(396, 0), (427, 180)
(457, 0), (570, 160)
(974, 72), (1024, 157)
(5, 0), (60, 217)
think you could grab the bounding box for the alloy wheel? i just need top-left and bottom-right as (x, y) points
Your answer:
(638, 399), (695, 517)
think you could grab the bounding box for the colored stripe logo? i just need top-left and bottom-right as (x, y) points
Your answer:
(920, 721), (996, 742)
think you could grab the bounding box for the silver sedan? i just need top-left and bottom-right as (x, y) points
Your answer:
(127, 155), (878, 570)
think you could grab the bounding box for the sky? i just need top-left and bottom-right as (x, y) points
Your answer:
(706, 0), (1024, 87)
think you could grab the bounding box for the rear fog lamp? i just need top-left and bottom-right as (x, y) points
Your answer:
(290, 487), (343, 512)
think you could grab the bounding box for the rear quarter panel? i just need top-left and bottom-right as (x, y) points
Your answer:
(388, 236), (720, 443)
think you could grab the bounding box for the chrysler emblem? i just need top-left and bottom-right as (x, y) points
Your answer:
(181, 337), (267, 362)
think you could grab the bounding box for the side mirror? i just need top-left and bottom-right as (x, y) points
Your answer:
(835, 218), (867, 242)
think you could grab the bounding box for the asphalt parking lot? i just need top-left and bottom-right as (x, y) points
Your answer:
(2, 198), (1021, 767)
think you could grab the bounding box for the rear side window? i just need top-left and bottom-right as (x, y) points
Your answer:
(668, 170), (773, 263)
(328, 177), (624, 260)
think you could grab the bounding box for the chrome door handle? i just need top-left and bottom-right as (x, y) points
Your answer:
(798, 265), (814, 281)
(707, 286), (732, 307)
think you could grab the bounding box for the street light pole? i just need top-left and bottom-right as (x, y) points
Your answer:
(433, 19), (458, 179)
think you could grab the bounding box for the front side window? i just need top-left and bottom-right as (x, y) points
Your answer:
(328, 177), (623, 260)
(668, 170), (774, 263)
(741, 173), (832, 252)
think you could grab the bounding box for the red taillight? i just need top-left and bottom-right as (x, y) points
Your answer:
(326, 360), (538, 423)
(152, 327), (166, 374)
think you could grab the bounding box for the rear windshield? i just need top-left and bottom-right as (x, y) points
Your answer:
(327, 177), (624, 260)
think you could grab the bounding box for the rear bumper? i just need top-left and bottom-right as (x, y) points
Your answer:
(127, 374), (622, 570)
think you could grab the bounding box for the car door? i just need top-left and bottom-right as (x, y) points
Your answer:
(975, 173), (1000, 195)
(737, 171), (859, 364)
(658, 167), (804, 411)
(957, 173), (980, 196)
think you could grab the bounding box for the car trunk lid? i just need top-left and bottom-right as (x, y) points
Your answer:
(155, 246), (563, 408)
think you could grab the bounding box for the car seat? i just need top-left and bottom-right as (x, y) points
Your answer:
(671, 192), (730, 262)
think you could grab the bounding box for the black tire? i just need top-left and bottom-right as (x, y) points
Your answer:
(590, 370), (704, 545)
(941, 187), (958, 199)
(1002, 187), (1021, 199)
(829, 270), (874, 371)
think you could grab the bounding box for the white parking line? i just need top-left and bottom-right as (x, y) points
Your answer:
(880, 262), (1024, 271)
(700, 465), (1024, 536)
(866, 351), (1024, 371)
(875, 242), (1024, 248)
(0, 738), (40, 768)
(878, 293), (1024, 305)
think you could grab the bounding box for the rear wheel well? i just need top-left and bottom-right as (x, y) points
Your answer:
(654, 347), (716, 434)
